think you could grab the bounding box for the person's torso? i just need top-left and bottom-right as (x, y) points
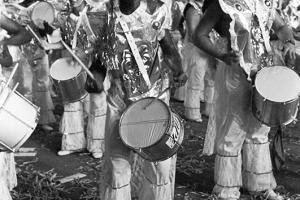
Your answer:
(107, 1), (171, 101)
(216, 0), (276, 74)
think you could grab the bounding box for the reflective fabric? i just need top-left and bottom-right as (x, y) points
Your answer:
(107, 1), (171, 100)
(218, 0), (276, 76)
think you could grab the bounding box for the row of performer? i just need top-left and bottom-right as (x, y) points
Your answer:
(0, 0), (300, 200)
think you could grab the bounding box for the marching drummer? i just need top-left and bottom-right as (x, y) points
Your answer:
(5, 1), (57, 132)
(0, 8), (32, 200)
(43, 0), (100, 157)
(88, 0), (187, 199)
(195, 0), (296, 199)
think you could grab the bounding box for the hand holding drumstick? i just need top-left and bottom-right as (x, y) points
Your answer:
(26, 25), (95, 80)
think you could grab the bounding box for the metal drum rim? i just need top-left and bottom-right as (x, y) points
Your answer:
(119, 97), (172, 149)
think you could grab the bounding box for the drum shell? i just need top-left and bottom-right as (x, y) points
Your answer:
(0, 85), (39, 151)
(137, 112), (184, 162)
(51, 70), (88, 104)
(119, 98), (184, 162)
(252, 87), (299, 126)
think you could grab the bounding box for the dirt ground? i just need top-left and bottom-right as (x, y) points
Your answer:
(11, 100), (300, 200)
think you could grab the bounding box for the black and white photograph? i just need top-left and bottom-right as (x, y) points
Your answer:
(0, 0), (299, 199)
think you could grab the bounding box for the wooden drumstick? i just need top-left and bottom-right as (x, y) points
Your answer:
(4, 63), (19, 89)
(60, 40), (95, 80)
(26, 25), (43, 46)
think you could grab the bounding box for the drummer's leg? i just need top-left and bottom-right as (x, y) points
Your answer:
(58, 101), (87, 156)
(138, 156), (175, 200)
(32, 54), (55, 129)
(0, 151), (17, 200)
(242, 117), (276, 193)
(101, 98), (131, 200)
(86, 92), (107, 159)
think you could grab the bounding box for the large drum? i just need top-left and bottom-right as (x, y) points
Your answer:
(252, 66), (300, 126)
(30, 1), (55, 29)
(119, 97), (184, 162)
(0, 82), (40, 152)
(50, 57), (88, 104)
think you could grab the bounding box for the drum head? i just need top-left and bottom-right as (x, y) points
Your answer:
(31, 2), (55, 29)
(255, 66), (300, 102)
(50, 57), (82, 81)
(119, 98), (171, 149)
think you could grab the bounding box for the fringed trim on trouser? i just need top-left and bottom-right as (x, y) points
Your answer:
(184, 86), (203, 120)
(242, 141), (277, 192)
(213, 154), (242, 199)
(101, 182), (131, 200)
(60, 102), (84, 134)
(138, 177), (173, 200)
(61, 132), (86, 151)
(86, 113), (106, 153)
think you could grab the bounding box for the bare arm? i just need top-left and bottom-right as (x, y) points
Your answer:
(0, 13), (32, 46)
(159, 29), (183, 76)
(272, 11), (296, 62)
(193, 1), (223, 60)
(0, 45), (13, 67)
(184, 4), (202, 42)
(193, 1), (239, 65)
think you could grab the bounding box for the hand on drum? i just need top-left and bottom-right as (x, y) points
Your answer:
(283, 42), (296, 67)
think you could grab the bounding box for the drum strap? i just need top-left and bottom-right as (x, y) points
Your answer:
(115, 11), (152, 88)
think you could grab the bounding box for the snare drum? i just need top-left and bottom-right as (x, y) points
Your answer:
(50, 57), (88, 104)
(0, 82), (39, 152)
(252, 66), (300, 126)
(119, 97), (184, 162)
(30, 1), (55, 29)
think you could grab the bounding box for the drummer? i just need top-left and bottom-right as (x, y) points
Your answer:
(43, 0), (99, 156)
(89, 0), (187, 199)
(7, 1), (57, 132)
(0, 8), (32, 200)
(196, 0), (296, 199)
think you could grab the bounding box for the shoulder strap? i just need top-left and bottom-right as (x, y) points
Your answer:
(115, 11), (152, 88)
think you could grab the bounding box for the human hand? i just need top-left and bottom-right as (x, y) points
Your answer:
(283, 42), (296, 67)
(220, 51), (240, 66)
(85, 71), (105, 93)
(173, 71), (188, 87)
(40, 40), (51, 51)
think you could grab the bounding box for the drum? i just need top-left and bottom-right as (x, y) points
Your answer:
(31, 1), (55, 29)
(252, 66), (300, 126)
(0, 82), (40, 152)
(119, 97), (184, 162)
(50, 57), (88, 104)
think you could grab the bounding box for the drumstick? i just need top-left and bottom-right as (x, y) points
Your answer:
(60, 40), (95, 80)
(26, 25), (43, 46)
(143, 87), (170, 110)
(4, 63), (19, 89)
